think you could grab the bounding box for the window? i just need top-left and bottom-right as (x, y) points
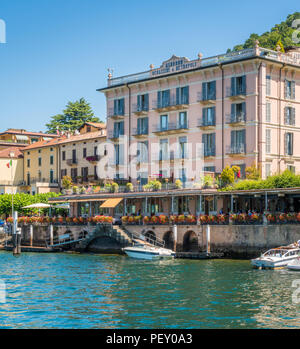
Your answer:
(113, 98), (125, 115)
(176, 86), (189, 105)
(38, 157), (42, 166)
(137, 141), (148, 163)
(287, 165), (295, 174)
(202, 107), (215, 126)
(27, 159), (30, 168)
(62, 151), (66, 161)
(178, 112), (188, 128)
(230, 102), (246, 123)
(202, 81), (216, 100)
(114, 144), (124, 165)
(285, 80), (295, 100)
(285, 133), (293, 155)
(50, 170), (54, 183)
(137, 94), (149, 112)
(157, 90), (170, 108)
(61, 169), (67, 178)
(137, 117), (148, 135)
(71, 168), (77, 182)
(265, 163), (271, 178)
(38, 171), (42, 181)
(160, 115), (168, 131)
(50, 148), (53, 152)
(50, 155), (54, 165)
(81, 167), (88, 182)
(266, 75), (271, 96)
(94, 165), (98, 180)
(38, 150), (41, 153)
(204, 166), (215, 173)
(266, 129), (271, 154)
(266, 102), (271, 122)
(72, 149), (76, 163)
(202, 133), (216, 157)
(87, 126), (91, 132)
(178, 136), (188, 159)
(27, 173), (30, 185)
(94, 146), (98, 156)
(231, 75), (246, 96)
(231, 130), (246, 153)
(159, 139), (169, 161)
(113, 121), (124, 137)
(284, 107), (295, 126)
(83, 148), (87, 158)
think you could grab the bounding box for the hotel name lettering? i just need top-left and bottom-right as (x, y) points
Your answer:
(151, 58), (198, 77)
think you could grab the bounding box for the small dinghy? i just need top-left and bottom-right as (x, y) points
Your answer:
(123, 244), (175, 260)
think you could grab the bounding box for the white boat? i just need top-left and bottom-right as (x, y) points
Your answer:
(251, 246), (300, 269)
(123, 244), (175, 260)
(287, 256), (300, 271)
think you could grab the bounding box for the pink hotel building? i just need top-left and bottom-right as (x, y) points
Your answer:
(98, 42), (300, 185)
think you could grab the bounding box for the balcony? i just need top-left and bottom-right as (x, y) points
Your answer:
(66, 159), (77, 166)
(198, 118), (216, 129)
(86, 155), (101, 163)
(30, 178), (59, 187)
(226, 144), (246, 156)
(153, 95), (189, 112)
(107, 108), (125, 120)
(226, 87), (247, 101)
(153, 122), (189, 135)
(203, 148), (216, 158)
(197, 92), (216, 105)
(226, 112), (246, 126)
(132, 128), (148, 138)
(132, 104), (149, 116)
(108, 131), (124, 142)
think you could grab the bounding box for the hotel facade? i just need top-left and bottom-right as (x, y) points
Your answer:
(98, 42), (300, 185)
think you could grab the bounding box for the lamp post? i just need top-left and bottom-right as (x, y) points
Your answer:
(9, 152), (14, 218)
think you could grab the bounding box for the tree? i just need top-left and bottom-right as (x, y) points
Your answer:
(245, 164), (261, 180)
(46, 98), (102, 134)
(220, 166), (235, 187)
(232, 12), (300, 51)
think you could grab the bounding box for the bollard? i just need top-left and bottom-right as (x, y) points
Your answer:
(173, 224), (177, 252)
(206, 224), (210, 254)
(49, 224), (54, 246)
(29, 224), (33, 247)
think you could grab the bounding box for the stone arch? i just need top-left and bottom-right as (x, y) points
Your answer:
(145, 230), (156, 243)
(163, 231), (174, 250)
(183, 230), (199, 252)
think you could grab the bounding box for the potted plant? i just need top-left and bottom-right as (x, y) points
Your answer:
(126, 182), (134, 192)
(111, 182), (119, 193)
(175, 179), (183, 189)
(72, 186), (79, 194)
(152, 180), (162, 191)
(143, 216), (150, 224)
(62, 175), (73, 194)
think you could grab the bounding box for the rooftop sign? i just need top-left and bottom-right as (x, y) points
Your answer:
(151, 55), (199, 77)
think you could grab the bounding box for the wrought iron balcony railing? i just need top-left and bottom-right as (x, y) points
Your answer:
(226, 112), (246, 124)
(226, 144), (246, 154)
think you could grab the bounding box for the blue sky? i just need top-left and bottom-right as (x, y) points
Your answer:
(0, 0), (298, 132)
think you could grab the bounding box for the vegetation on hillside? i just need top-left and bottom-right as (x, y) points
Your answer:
(228, 12), (300, 52)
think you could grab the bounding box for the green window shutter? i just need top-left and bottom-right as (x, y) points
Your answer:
(202, 82), (207, 100)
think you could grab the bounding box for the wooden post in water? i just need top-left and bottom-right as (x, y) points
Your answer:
(206, 224), (211, 254)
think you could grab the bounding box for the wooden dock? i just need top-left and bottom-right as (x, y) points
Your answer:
(175, 252), (224, 259)
(3, 245), (56, 253)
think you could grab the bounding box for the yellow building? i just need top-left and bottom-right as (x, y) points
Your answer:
(0, 147), (24, 194)
(22, 138), (61, 195)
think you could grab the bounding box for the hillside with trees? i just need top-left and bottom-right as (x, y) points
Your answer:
(229, 12), (300, 52)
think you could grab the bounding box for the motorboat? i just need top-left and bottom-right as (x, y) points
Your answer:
(287, 256), (300, 271)
(251, 246), (300, 269)
(123, 243), (175, 260)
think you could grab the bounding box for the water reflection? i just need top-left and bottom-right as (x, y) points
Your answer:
(0, 252), (300, 328)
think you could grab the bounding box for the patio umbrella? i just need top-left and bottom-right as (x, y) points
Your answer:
(22, 203), (52, 216)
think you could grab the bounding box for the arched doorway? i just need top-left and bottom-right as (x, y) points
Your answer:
(183, 231), (198, 252)
(163, 231), (174, 250)
(145, 230), (156, 244)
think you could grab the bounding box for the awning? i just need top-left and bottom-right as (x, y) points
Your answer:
(15, 135), (29, 141)
(100, 198), (123, 208)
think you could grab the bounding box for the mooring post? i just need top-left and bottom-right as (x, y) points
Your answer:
(29, 224), (33, 247)
(173, 224), (177, 252)
(49, 224), (54, 246)
(12, 211), (21, 255)
(206, 224), (211, 254)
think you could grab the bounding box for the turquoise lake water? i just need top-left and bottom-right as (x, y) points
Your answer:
(0, 251), (300, 329)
